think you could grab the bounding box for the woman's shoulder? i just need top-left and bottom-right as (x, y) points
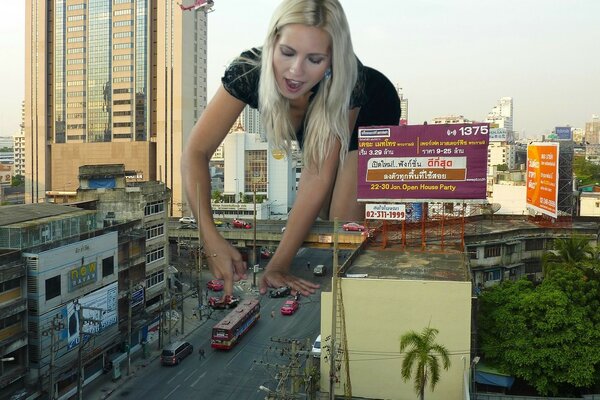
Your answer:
(222, 47), (262, 108)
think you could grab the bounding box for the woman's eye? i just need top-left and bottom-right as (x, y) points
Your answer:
(280, 48), (294, 57)
(309, 57), (324, 64)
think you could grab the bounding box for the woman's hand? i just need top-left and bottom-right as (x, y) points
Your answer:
(259, 267), (319, 297)
(203, 236), (247, 296)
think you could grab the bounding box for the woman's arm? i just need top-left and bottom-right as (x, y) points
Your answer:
(259, 109), (360, 296)
(181, 85), (247, 296)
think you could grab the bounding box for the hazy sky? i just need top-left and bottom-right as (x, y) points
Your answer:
(1, 0), (599, 138)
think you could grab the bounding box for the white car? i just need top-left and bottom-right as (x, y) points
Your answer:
(311, 334), (322, 358)
(179, 216), (196, 224)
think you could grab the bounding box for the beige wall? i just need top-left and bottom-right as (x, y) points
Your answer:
(320, 278), (472, 400)
(51, 142), (155, 191)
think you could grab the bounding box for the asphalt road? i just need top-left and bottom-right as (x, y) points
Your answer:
(106, 248), (334, 400)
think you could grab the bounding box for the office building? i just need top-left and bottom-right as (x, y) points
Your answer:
(24, 0), (209, 216)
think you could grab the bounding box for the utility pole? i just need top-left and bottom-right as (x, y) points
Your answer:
(127, 280), (132, 376)
(75, 301), (103, 400)
(42, 314), (64, 400)
(329, 218), (340, 400)
(252, 182), (257, 287)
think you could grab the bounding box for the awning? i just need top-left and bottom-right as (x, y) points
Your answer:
(474, 363), (515, 389)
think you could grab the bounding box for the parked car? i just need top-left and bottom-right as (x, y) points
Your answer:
(208, 295), (240, 309)
(269, 286), (291, 298)
(313, 264), (327, 276)
(311, 335), (322, 358)
(280, 300), (299, 315)
(342, 222), (365, 232)
(206, 279), (224, 291)
(232, 218), (252, 229)
(161, 341), (193, 366)
(214, 219), (224, 227)
(260, 248), (272, 259)
(179, 216), (196, 224)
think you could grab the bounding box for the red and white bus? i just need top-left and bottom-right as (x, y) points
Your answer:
(211, 298), (260, 350)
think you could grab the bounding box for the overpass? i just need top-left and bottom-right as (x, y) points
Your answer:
(169, 220), (366, 250)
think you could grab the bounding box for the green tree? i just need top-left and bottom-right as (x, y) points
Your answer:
(478, 269), (600, 396)
(11, 174), (24, 187)
(399, 326), (451, 400)
(542, 236), (599, 280)
(573, 156), (600, 187)
(211, 189), (223, 203)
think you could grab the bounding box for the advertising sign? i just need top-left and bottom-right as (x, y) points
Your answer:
(0, 164), (12, 184)
(526, 143), (559, 218)
(65, 282), (118, 350)
(489, 128), (508, 142)
(555, 127), (572, 141)
(365, 203), (406, 220)
(357, 124), (489, 201)
(68, 262), (98, 291)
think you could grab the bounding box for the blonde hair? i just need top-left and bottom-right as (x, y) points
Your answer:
(258, 0), (357, 170)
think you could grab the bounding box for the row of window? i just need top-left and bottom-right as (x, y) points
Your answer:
(0, 277), (20, 293)
(146, 224), (165, 240)
(470, 238), (546, 259)
(146, 247), (165, 265)
(146, 269), (164, 289)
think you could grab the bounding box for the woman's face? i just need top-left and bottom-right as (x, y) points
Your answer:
(272, 24), (331, 101)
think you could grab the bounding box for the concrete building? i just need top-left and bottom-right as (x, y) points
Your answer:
(24, 0), (210, 216)
(486, 97), (513, 134)
(585, 115), (600, 145)
(13, 132), (25, 178)
(0, 163), (170, 399)
(216, 121), (295, 219)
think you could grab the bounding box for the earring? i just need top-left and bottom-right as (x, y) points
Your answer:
(324, 68), (332, 79)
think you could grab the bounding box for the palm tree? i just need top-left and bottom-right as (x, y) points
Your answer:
(542, 236), (596, 278)
(400, 327), (451, 400)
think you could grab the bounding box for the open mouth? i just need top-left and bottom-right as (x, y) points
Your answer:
(284, 78), (303, 93)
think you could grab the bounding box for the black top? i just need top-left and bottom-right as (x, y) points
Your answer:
(221, 47), (400, 151)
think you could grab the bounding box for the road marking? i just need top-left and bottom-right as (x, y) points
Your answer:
(184, 369), (198, 381)
(164, 384), (180, 399)
(191, 371), (206, 387)
(167, 369), (183, 384)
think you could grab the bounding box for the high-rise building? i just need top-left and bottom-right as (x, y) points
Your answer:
(24, 1), (209, 216)
(241, 106), (265, 139)
(486, 96), (513, 133)
(585, 115), (600, 145)
(396, 85), (408, 125)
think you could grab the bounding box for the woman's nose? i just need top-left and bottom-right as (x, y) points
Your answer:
(289, 59), (303, 75)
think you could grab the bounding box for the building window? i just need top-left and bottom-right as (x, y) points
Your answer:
(484, 245), (501, 258)
(45, 276), (61, 301)
(146, 224), (165, 240)
(144, 200), (164, 216)
(1, 278), (20, 293)
(146, 247), (165, 265)
(485, 269), (501, 282)
(146, 269), (165, 289)
(525, 238), (545, 251)
(102, 256), (115, 277)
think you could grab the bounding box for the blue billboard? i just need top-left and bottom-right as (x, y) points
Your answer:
(555, 127), (572, 140)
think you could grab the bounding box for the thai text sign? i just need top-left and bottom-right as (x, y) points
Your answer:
(365, 203), (406, 220)
(526, 142), (559, 218)
(357, 124), (489, 201)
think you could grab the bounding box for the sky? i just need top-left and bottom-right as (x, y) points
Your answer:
(1, 0), (599, 138)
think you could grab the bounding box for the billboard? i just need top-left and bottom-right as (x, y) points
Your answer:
(0, 163), (12, 184)
(65, 281), (118, 350)
(526, 143), (559, 218)
(555, 127), (572, 141)
(357, 124), (489, 201)
(489, 128), (508, 142)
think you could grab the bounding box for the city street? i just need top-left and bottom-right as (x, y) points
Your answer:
(85, 247), (334, 400)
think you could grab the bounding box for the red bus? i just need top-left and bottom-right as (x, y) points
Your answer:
(211, 298), (260, 350)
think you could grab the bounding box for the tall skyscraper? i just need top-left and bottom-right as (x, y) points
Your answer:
(25, 0), (209, 215)
(585, 115), (600, 145)
(486, 97), (513, 134)
(396, 85), (408, 125)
